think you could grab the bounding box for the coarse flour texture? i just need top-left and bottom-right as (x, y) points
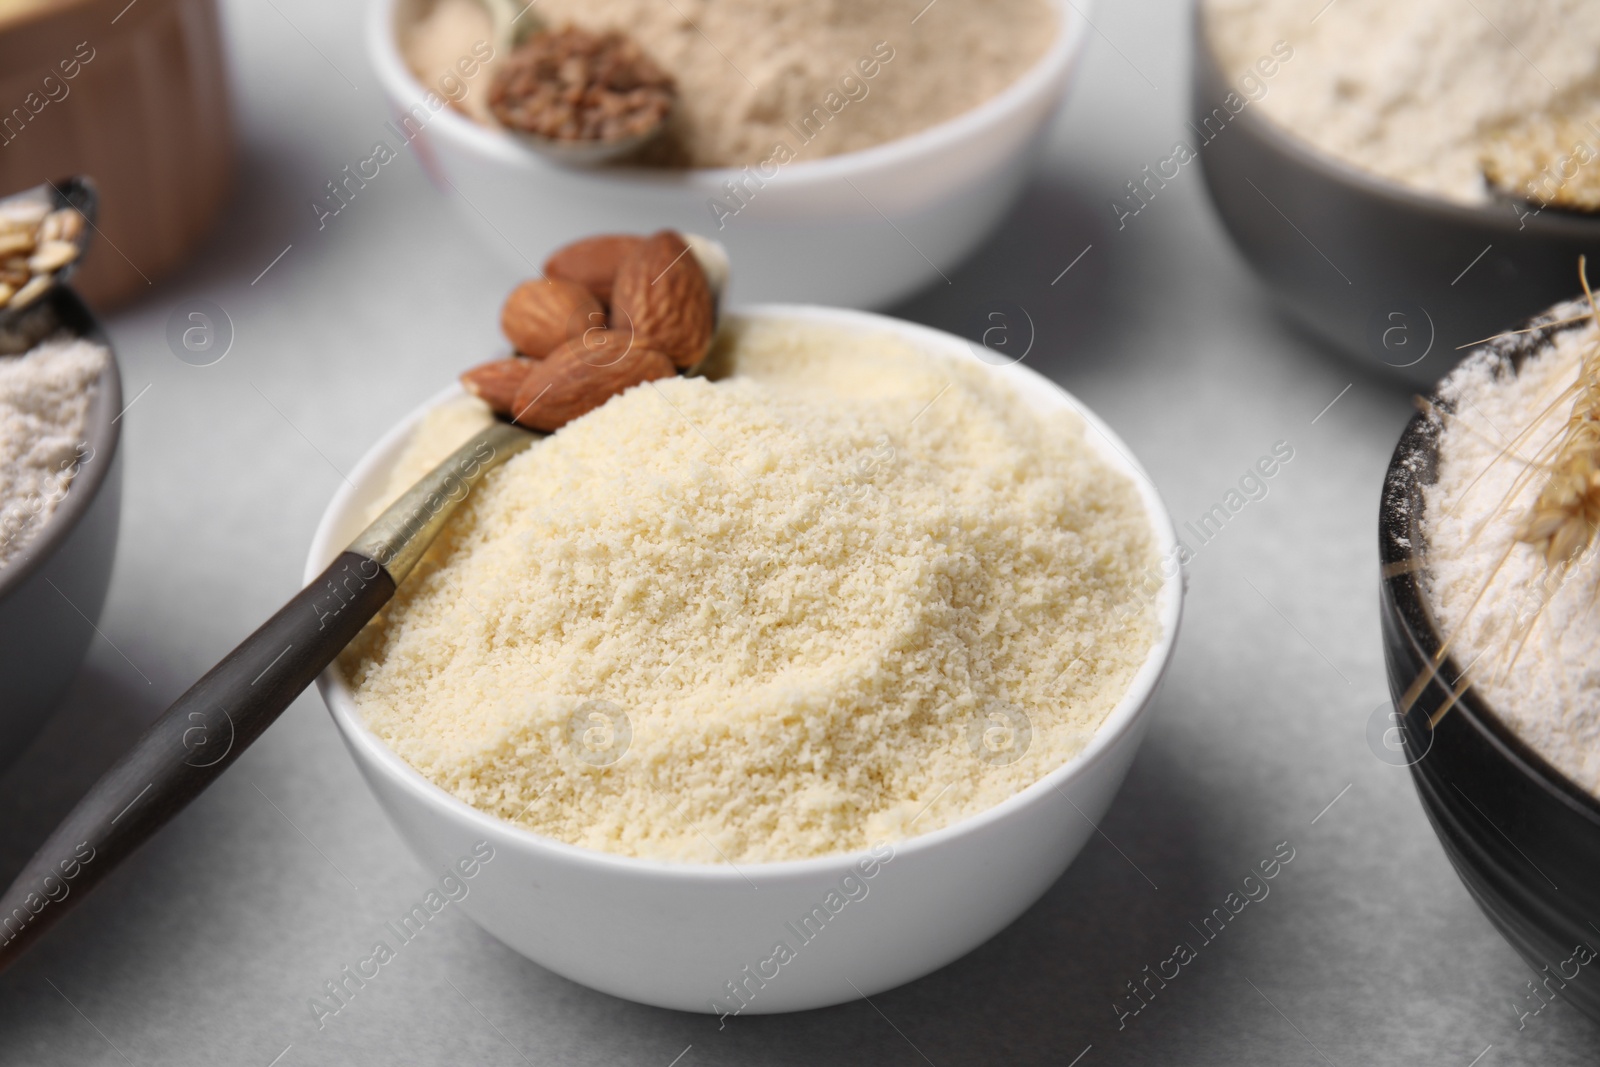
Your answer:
(1205, 0), (1600, 205)
(1424, 308), (1600, 797)
(528, 0), (1057, 167)
(0, 336), (106, 573)
(342, 321), (1162, 863)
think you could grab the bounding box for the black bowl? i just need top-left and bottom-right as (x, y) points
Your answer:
(1379, 306), (1600, 1024)
(1194, 11), (1600, 386)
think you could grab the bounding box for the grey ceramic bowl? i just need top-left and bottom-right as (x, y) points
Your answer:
(0, 287), (122, 766)
(1193, 11), (1600, 385)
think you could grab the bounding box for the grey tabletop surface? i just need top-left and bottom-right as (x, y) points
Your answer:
(2, 0), (1594, 1064)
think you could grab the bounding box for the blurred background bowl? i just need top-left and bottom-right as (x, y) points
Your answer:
(366, 0), (1089, 308)
(0, 286), (122, 767)
(1194, 11), (1600, 387)
(307, 305), (1182, 1013)
(1379, 314), (1600, 1025)
(0, 0), (234, 310)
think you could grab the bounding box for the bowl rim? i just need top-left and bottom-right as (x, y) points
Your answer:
(1378, 301), (1600, 826)
(308, 303), (1184, 882)
(366, 0), (1088, 188)
(0, 288), (122, 603)
(1192, 7), (1600, 239)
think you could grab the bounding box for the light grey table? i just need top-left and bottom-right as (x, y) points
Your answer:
(1, 0), (1593, 1064)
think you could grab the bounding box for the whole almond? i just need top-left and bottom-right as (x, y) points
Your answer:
(501, 277), (604, 358)
(510, 338), (674, 431)
(610, 230), (714, 369)
(28, 239), (78, 274)
(460, 357), (535, 416)
(544, 234), (645, 305)
(562, 325), (637, 368)
(0, 231), (34, 258)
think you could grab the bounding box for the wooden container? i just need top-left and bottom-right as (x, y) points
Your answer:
(0, 0), (234, 309)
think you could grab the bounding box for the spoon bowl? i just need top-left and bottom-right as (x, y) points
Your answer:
(469, 0), (672, 166)
(502, 118), (672, 167)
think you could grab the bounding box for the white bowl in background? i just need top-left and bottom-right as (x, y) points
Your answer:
(307, 305), (1182, 1013)
(365, 0), (1089, 308)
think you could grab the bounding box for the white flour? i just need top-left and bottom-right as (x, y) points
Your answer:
(0, 336), (107, 574)
(1205, 0), (1600, 205)
(1423, 305), (1600, 797)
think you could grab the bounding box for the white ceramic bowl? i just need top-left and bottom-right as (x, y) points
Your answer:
(308, 306), (1182, 1013)
(365, 0), (1089, 308)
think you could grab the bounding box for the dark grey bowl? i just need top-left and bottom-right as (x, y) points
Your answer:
(0, 286), (122, 765)
(1379, 306), (1600, 1026)
(1194, 15), (1600, 385)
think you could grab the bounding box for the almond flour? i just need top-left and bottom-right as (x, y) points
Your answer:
(340, 319), (1161, 864)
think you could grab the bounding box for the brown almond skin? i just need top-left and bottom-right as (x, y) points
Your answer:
(501, 277), (604, 358)
(460, 357), (535, 417)
(609, 230), (714, 369)
(543, 235), (646, 306)
(510, 338), (674, 432)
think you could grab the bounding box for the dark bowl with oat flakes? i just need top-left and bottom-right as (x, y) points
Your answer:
(0, 286), (122, 767)
(1379, 304), (1600, 1025)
